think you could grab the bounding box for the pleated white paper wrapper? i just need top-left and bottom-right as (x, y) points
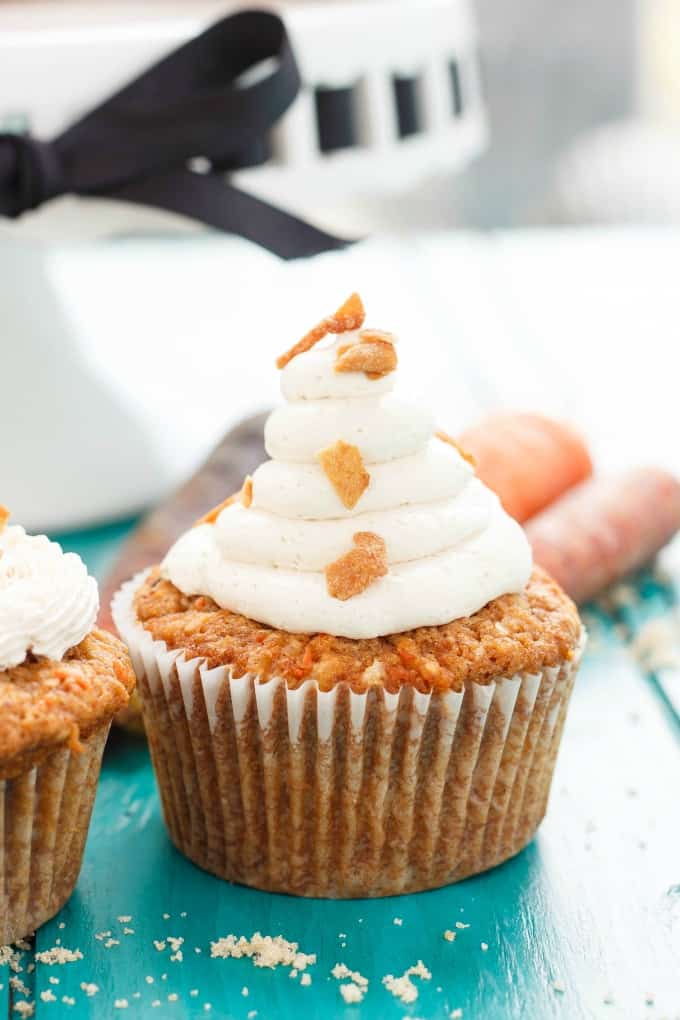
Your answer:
(0, 723), (110, 943)
(113, 571), (585, 898)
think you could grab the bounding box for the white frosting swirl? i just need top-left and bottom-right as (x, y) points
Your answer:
(163, 333), (532, 639)
(0, 525), (99, 670)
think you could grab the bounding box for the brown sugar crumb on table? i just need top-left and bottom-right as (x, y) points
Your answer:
(133, 567), (580, 694)
(316, 440), (370, 509)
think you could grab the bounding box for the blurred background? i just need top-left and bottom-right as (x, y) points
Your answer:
(1, 0), (679, 532)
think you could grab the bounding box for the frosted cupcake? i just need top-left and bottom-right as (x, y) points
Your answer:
(113, 295), (584, 898)
(0, 510), (135, 941)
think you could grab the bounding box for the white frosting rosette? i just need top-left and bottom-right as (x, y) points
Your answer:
(0, 523), (98, 670)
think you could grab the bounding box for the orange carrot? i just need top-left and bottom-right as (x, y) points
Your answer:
(458, 413), (593, 523)
(526, 468), (680, 603)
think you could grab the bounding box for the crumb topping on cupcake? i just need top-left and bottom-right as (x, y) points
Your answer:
(159, 295), (533, 639)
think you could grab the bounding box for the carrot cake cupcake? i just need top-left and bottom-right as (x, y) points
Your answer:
(112, 294), (584, 898)
(0, 509), (135, 941)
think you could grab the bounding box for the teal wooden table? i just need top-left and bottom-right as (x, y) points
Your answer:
(3, 523), (679, 1019)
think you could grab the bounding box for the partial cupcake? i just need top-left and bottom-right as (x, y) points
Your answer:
(0, 509), (135, 942)
(112, 294), (585, 898)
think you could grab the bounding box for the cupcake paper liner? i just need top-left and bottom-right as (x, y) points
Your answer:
(113, 573), (585, 898)
(0, 723), (109, 943)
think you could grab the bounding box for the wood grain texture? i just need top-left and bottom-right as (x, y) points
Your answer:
(97, 413), (267, 632)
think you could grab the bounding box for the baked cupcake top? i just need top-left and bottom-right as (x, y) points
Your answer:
(0, 509), (134, 773)
(162, 295), (533, 639)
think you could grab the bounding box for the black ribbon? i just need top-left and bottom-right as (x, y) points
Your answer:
(0, 10), (351, 259)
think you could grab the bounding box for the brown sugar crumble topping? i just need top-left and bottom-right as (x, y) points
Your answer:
(240, 476), (253, 509)
(436, 430), (477, 468)
(195, 475), (253, 527)
(134, 567), (580, 694)
(276, 293), (365, 370)
(325, 532), (388, 601)
(335, 329), (397, 379)
(316, 440), (370, 509)
(195, 493), (239, 527)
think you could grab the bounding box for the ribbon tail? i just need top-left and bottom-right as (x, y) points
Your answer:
(111, 169), (354, 260)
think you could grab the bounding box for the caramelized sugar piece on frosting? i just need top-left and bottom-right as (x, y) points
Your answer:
(325, 531), (388, 600)
(276, 293), (366, 369)
(240, 476), (253, 508)
(0, 505), (9, 532)
(317, 440), (370, 509)
(436, 430), (477, 468)
(195, 493), (240, 527)
(335, 329), (398, 379)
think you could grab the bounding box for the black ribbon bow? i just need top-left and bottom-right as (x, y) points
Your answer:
(0, 10), (350, 259)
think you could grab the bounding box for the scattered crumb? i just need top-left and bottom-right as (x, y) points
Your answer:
(210, 933), (316, 972)
(13, 1003), (34, 1018)
(58, 923), (66, 930)
(114, 999), (129, 1009)
(146, 976), (154, 985)
(163, 914), (170, 920)
(118, 916), (133, 924)
(332, 963), (369, 1003)
(455, 922), (470, 930)
(393, 918), (403, 927)
(382, 961), (431, 1005)
(151, 1001), (161, 1009)
(204, 1005), (212, 1012)
(190, 990), (199, 997)
(49, 977), (59, 985)
(301, 973), (312, 987)
(61, 997), (75, 1007)
(168, 993), (178, 1002)
(481, 942), (489, 952)
(123, 928), (135, 936)
(339, 983), (365, 1005)
(133, 993), (141, 999)
(35, 947), (83, 965)
(94, 931), (112, 942)
(443, 930), (456, 942)
(180, 913), (187, 919)
(153, 941), (166, 952)
(553, 979), (566, 993)
(10, 976), (30, 996)
(242, 987), (249, 997)
(450, 1010), (463, 1019)
(80, 982), (99, 997)
(40, 991), (56, 1003)
(104, 939), (120, 949)
(248, 1012), (257, 1019)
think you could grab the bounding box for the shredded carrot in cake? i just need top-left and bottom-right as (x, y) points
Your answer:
(0, 505), (9, 532)
(317, 440), (370, 509)
(276, 293), (366, 369)
(436, 430), (477, 468)
(325, 532), (388, 600)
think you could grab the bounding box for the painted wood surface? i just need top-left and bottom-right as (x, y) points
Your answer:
(3, 528), (680, 1019)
